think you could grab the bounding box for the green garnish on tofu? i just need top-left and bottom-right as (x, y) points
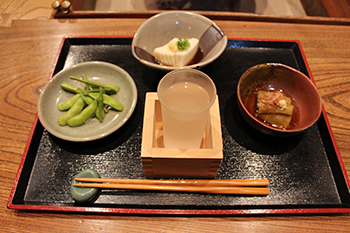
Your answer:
(177, 38), (190, 51)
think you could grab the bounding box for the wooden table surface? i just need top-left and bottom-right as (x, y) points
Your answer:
(1, 16), (350, 232)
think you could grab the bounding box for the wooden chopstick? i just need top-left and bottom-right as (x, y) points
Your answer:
(73, 178), (269, 195)
(73, 182), (269, 195)
(74, 178), (269, 187)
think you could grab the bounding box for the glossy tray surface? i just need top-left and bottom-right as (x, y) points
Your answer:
(8, 37), (350, 215)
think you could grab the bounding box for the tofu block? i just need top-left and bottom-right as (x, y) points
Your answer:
(153, 38), (199, 67)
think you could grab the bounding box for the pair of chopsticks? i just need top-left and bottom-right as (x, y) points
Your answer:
(73, 178), (270, 195)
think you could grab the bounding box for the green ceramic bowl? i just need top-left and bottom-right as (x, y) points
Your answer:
(37, 61), (137, 142)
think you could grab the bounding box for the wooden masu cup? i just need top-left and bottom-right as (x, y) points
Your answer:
(141, 93), (223, 178)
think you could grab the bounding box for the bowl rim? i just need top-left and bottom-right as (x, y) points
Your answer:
(131, 11), (228, 71)
(237, 63), (322, 134)
(157, 68), (217, 115)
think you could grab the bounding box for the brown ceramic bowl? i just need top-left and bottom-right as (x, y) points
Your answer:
(237, 63), (322, 137)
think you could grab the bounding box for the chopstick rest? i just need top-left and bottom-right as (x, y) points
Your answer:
(70, 169), (100, 203)
(73, 178), (270, 196)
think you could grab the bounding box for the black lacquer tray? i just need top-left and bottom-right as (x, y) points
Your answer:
(8, 37), (350, 215)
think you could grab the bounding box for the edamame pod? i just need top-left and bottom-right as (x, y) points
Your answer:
(79, 92), (108, 114)
(58, 97), (85, 126)
(79, 92), (94, 105)
(60, 83), (80, 93)
(96, 88), (105, 122)
(89, 93), (123, 111)
(81, 74), (92, 91)
(58, 94), (80, 111)
(95, 106), (105, 122)
(67, 99), (98, 127)
(70, 76), (119, 94)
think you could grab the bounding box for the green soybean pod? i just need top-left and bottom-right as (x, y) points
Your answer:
(95, 106), (105, 122)
(81, 92), (108, 114)
(60, 83), (80, 93)
(96, 88), (105, 122)
(70, 76), (119, 94)
(89, 93), (123, 111)
(58, 94), (81, 111)
(67, 99), (98, 127)
(79, 92), (94, 105)
(58, 97), (85, 126)
(81, 74), (93, 91)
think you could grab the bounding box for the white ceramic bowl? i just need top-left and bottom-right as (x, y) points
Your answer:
(37, 61), (137, 142)
(132, 11), (228, 72)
